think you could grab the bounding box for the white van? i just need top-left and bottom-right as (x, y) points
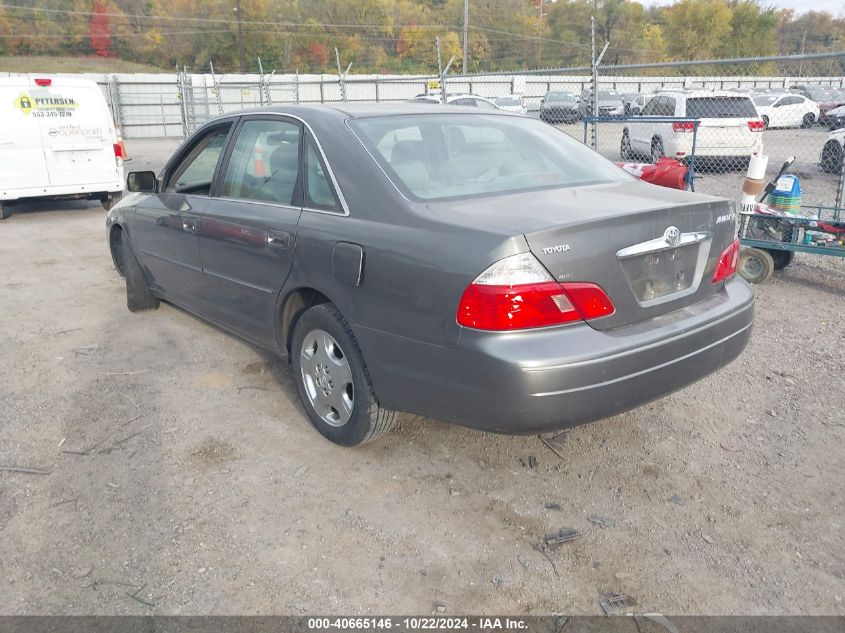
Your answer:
(0, 76), (125, 220)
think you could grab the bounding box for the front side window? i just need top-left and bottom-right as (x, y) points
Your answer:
(221, 119), (301, 205)
(350, 113), (629, 202)
(167, 125), (231, 194)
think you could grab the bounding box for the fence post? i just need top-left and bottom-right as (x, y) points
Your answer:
(295, 71), (300, 104)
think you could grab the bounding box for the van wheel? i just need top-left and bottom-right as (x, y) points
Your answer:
(101, 193), (122, 211)
(0, 203), (9, 220)
(738, 247), (774, 284)
(121, 236), (159, 312)
(291, 303), (396, 446)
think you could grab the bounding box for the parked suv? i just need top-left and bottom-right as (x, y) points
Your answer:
(621, 90), (763, 168)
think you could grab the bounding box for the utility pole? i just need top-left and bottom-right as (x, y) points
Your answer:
(798, 29), (807, 77)
(462, 0), (469, 74)
(537, 0), (546, 67)
(234, 0), (245, 73)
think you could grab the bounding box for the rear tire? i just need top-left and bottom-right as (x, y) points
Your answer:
(620, 129), (632, 160)
(738, 247), (775, 284)
(766, 248), (795, 270)
(101, 193), (122, 211)
(291, 303), (396, 446)
(651, 138), (664, 164)
(821, 140), (843, 174)
(121, 235), (159, 312)
(801, 113), (815, 128)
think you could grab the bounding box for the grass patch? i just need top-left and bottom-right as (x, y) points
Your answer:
(0, 56), (169, 74)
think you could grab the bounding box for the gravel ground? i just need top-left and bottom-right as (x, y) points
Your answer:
(0, 139), (843, 616)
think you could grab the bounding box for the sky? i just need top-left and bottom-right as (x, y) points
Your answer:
(639, 0), (844, 15)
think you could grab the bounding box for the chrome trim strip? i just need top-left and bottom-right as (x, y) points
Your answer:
(530, 321), (753, 397)
(616, 231), (711, 259)
(212, 197), (300, 213)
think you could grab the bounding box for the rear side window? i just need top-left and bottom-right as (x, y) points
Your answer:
(686, 97), (757, 119)
(304, 138), (341, 212)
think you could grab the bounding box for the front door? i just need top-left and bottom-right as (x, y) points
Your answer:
(126, 122), (233, 312)
(199, 117), (303, 346)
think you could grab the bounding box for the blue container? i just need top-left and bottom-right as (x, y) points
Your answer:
(769, 174), (801, 214)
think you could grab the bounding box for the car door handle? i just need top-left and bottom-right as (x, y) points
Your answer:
(267, 230), (291, 248)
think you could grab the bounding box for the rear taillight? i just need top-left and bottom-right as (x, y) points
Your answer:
(712, 239), (740, 283)
(456, 253), (615, 331)
(34, 78), (52, 86)
(672, 121), (695, 133)
(747, 120), (765, 132)
(113, 141), (127, 160)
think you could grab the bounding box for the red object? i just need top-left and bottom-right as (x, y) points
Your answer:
(253, 146), (266, 177)
(712, 239), (740, 283)
(34, 78), (52, 86)
(113, 142), (127, 160)
(672, 121), (695, 132)
(616, 157), (689, 190)
(457, 281), (614, 331)
(89, 1), (115, 58)
(747, 120), (765, 132)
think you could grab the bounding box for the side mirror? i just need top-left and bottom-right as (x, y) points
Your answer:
(127, 171), (157, 193)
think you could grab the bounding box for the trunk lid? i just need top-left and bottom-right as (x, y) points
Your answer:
(425, 180), (737, 330)
(521, 183), (736, 330)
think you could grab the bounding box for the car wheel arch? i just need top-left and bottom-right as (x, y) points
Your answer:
(109, 224), (127, 276)
(277, 286), (335, 356)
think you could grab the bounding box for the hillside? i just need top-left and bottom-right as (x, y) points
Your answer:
(0, 56), (168, 74)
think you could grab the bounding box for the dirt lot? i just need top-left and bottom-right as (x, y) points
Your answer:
(0, 139), (843, 616)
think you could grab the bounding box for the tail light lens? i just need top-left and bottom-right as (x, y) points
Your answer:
(747, 120), (765, 132)
(712, 239), (740, 283)
(457, 253), (615, 330)
(113, 141), (127, 160)
(672, 121), (695, 133)
(34, 78), (52, 86)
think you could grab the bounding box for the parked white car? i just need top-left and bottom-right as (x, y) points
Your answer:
(493, 96), (527, 114)
(752, 93), (819, 129)
(0, 76), (125, 220)
(820, 128), (844, 173)
(409, 93), (500, 109)
(621, 90), (764, 166)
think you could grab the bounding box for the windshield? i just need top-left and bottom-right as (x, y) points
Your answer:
(546, 93), (575, 102)
(753, 95), (778, 106)
(349, 114), (629, 202)
(599, 90), (620, 100)
(495, 97), (522, 106)
(686, 96), (757, 118)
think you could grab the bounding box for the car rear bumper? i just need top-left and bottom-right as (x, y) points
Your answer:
(357, 277), (754, 434)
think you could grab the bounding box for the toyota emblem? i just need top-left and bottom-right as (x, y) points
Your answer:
(664, 226), (681, 247)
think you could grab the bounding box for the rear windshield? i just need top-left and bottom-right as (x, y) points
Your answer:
(349, 113), (629, 202)
(685, 96), (757, 119)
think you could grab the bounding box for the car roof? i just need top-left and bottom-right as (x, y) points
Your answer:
(653, 90), (754, 99)
(207, 103), (517, 122)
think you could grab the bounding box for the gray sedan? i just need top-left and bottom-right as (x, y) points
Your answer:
(108, 105), (754, 446)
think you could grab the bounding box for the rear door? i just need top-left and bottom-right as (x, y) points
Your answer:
(684, 96), (759, 151)
(0, 78), (50, 192)
(31, 78), (120, 187)
(199, 116), (304, 346)
(631, 96), (660, 151)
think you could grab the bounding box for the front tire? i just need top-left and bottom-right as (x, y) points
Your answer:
(292, 304), (396, 446)
(802, 112), (815, 128)
(738, 247), (775, 284)
(120, 234), (159, 312)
